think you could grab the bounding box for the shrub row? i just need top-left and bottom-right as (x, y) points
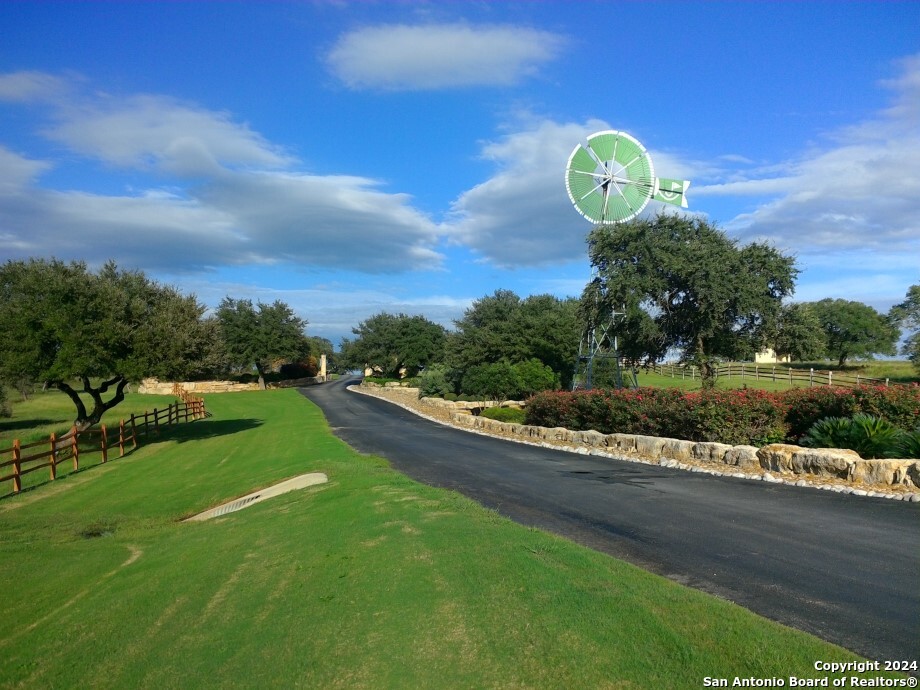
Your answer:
(524, 385), (920, 447)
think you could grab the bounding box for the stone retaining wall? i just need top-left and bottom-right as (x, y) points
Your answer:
(138, 376), (324, 395)
(447, 409), (920, 492)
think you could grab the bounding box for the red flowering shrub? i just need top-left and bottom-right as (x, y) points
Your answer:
(526, 387), (784, 445)
(682, 389), (787, 445)
(525, 384), (919, 446)
(784, 384), (920, 440)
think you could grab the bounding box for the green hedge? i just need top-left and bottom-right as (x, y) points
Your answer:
(525, 385), (920, 447)
(480, 407), (527, 424)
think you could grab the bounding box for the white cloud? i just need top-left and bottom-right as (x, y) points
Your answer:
(0, 72), (443, 273)
(197, 169), (442, 272)
(0, 70), (71, 103)
(697, 53), (920, 255)
(326, 23), (566, 90)
(0, 145), (51, 192)
(45, 95), (294, 174)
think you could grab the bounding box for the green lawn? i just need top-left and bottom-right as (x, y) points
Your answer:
(0, 389), (899, 688)
(636, 360), (919, 392)
(0, 388), (179, 447)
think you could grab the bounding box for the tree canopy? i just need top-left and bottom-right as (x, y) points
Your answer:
(340, 312), (447, 378)
(215, 297), (308, 389)
(890, 284), (920, 373)
(0, 258), (216, 429)
(808, 298), (899, 367)
(585, 215), (798, 387)
(771, 303), (826, 362)
(446, 290), (580, 388)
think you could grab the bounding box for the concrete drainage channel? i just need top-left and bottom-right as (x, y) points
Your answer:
(184, 472), (328, 522)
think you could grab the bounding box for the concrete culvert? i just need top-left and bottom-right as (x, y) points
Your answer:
(184, 472), (328, 522)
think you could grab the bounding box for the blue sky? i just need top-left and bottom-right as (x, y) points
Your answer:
(1, 1), (918, 347)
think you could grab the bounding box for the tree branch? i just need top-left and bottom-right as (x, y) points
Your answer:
(48, 379), (88, 424)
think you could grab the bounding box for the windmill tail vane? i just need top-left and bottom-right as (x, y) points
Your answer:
(653, 178), (690, 209)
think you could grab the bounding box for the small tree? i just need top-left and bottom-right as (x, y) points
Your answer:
(586, 215), (797, 388)
(0, 385), (10, 419)
(808, 298), (899, 367)
(417, 364), (453, 399)
(890, 284), (920, 374)
(0, 258), (215, 430)
(513, 359), (559, 396)
(461, 362), (521, 402)
(215, 297), (308, 389)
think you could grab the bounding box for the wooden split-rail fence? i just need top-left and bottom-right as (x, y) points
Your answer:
(648, 363), (895, 388)
(0, 386), (206, 496)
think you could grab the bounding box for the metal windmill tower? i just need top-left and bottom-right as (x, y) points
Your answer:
(564, 129), (690, 389)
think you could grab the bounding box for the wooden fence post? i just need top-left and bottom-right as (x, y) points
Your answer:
(71, 426), (79, 472)
(130, 415), (138, 449)
(809, 368), (814, 387)
(153, 408), (159, 435)
(143, 410), (150, 436)
(100, 424), (108, 464)
(49, 432), (58, 481)
(119, 420), (126, 457)
(12, 439), (21, 494)
(828, 371), (833, 387)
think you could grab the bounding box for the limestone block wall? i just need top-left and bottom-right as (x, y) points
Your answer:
(139, 378), (260, 394)
(445, 410), (920, 493)
(367, 389), (920, 495)
(138, 377), (325, 394)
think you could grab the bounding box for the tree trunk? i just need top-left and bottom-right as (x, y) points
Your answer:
(49, 375), (130, 432)
(255, 363), (267, 390)
(697, 337), (717, 390)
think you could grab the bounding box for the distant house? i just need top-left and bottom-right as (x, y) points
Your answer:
(754, 348), (791, 364)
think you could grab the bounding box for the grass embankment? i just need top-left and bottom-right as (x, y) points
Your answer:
(0, 389), (893, 688)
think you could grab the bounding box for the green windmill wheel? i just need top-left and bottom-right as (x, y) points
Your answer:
(565, 130), (689, 224)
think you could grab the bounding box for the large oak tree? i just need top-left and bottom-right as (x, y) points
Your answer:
(340, 313), (447, 378)
(585, 215), (797, 388)
(0, 259), (217, 430)
(215, 297), (308, 389)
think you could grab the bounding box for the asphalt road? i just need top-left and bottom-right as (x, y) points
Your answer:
(299, 377), (920, 663)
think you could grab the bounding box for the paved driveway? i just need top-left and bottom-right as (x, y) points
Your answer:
(299, 378), (920, 662)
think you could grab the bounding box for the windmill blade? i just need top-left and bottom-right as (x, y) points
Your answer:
(586, 131), (618, 163)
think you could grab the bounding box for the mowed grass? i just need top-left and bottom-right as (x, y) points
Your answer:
(0, 388), (180, 447)
(636, 360), (919, 391)
(0, 389), (894, 688)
